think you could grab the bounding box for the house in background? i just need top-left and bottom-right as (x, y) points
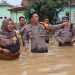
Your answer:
(8, 7), (25, 23)
(58, 2), (75, 24)
(8, 2), (75, 24)
(1, 0), (75, 26)
(0, 4), (25, 29)
(0, 0), (25, 28)
(0, 4), (12, 26)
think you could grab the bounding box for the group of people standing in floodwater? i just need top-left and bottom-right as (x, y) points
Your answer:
(0, 12), (75, 60)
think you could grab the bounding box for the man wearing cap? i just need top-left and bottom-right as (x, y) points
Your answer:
(55, 16), (75, 46)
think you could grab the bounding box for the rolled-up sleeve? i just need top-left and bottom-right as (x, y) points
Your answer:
(55, 30), (62, 42)
(52, 24), (62, 31)
(19, 26), (26, 35)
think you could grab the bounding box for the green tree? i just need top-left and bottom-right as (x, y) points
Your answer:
(23, 0), (70, 24)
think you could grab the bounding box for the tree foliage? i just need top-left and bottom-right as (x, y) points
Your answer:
(23, 0), (70, 24)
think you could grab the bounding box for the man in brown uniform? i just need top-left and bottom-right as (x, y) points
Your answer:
(55, 16), (75, 46)
(23, 12), (48, 53)
(19, 16), (27, 45)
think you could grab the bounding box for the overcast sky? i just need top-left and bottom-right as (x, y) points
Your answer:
(0, 0), (22, 6)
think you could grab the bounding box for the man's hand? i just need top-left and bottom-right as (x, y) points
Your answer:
(24, 47), (29, 52)
(3, 49), (10, 55)
(71, 38), (75, 44)
(60, 40), (65, 45)
(62, 22), (70, 27)
(29, 35), (32, 40)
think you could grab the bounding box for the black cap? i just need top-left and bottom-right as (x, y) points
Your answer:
(62, 16), (69, 21)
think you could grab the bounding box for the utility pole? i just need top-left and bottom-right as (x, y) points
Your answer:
(69, 0), (73, 30)
(70, 0), (71, 23)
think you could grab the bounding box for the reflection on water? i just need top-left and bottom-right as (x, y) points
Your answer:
(0, 38), (75, 75)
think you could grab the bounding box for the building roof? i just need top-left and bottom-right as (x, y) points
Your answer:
(65, 1), (75, 6)
(8, 6), (25, 12)
(68, 2), (75, 6)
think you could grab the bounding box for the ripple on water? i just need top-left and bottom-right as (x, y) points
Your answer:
(38, 63), (72, 72)
(47, 71), (67, 75)
(22, 71), (27, 75)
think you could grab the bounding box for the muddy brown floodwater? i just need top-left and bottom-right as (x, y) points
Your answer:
(0, 37), (75, 75)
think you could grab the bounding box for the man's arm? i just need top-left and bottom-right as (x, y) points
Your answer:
(19, 26), (26, 35)
(55, 30), (64, 44)
(23, 27), (29, 50)
(51, 24), (62, 32)
(71, 26), (75, 43)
